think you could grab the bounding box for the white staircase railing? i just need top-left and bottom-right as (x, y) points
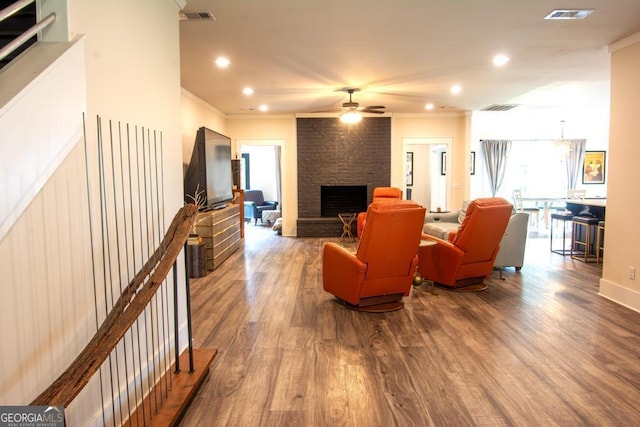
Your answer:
(0, 0), (55, 63)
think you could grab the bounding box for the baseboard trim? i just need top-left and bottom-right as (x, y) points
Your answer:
(598, 278), (640, 314)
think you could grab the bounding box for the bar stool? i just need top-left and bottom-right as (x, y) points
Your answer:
(550, 211), (574, 255)
(571, 216), (599, 263)
(596, 220), (605, 266)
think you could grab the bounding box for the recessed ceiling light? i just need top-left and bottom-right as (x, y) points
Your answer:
(259, 104), (268, 112)
(242, 87), (254, 96)
(425, 103), (434, 110)
(214, 56), (230, 68)
(450, 85), (462, 95)
(544, 9), (593, 20)
(493, 54), (510, 67)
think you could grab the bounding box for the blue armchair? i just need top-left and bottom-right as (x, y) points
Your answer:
(244, 190), (278, 225)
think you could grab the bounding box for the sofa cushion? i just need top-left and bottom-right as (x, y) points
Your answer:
(423, 222), (460, 240)
(458, 200), (470, 224)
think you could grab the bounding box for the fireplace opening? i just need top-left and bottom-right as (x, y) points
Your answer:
(321, 185), (367, 217)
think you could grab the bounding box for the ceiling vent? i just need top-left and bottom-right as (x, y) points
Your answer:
(544, 9), (593, 20)
(481, 104), (520, 112)
(179, 11), (216, 21)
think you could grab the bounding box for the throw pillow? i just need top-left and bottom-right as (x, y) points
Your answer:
(458, 200), (471, 224)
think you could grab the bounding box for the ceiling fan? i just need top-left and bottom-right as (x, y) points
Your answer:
(315, 88), (386, 123)
(340, 88), (386, 114)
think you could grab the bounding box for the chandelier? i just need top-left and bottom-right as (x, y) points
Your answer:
(555, 120), (574, 153)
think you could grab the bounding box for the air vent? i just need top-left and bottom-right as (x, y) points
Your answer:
(481, 104), (520, 112)
(179, 11), (216, 21)
(544, 9), (593, 20)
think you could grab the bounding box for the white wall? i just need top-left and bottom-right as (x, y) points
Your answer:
(0, 142), (96, 420)
(0, 1), (185, 425)
(599, 33), (640, 312)
(0, 40), (86, 240)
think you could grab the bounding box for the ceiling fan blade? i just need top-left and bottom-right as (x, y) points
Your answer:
(361, 108), (385, 114)
(364, 105), (385, 110)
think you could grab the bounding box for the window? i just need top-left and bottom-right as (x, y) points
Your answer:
(500, 140), (567, 198)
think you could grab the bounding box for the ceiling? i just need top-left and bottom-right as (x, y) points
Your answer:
(179, 0), (640, 116)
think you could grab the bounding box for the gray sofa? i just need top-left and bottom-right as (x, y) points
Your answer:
(422, 209), (465, 240)
(423, 201), (529, 271)
(493, 212), (529, 271)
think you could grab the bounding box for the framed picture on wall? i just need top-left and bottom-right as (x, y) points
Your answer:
(406, 152), (413, 186)
(441, 152), (447, 175)
(470, 151), (476, 175)
(582, 151), (606, 184)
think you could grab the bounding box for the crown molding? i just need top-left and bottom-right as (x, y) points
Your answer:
(609, 31), (640, 53)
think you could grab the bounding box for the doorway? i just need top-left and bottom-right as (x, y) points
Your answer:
(238, 142), (283, 229)
(404, 137), (452, 212)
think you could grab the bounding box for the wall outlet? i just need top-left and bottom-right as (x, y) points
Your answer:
(629, 267), (636, 280)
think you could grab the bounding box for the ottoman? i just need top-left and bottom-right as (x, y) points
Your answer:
(262, 210), (281, 226)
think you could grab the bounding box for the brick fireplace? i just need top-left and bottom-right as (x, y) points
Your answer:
(296, 117), (391, 237)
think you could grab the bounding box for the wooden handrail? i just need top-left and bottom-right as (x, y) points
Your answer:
(31, 203), (198, 407)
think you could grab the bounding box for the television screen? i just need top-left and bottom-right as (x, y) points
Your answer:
(184, 127), (233, 210)
(204, 129), (233, 207)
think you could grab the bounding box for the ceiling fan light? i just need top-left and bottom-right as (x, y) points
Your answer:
(340, 111), (362, 124)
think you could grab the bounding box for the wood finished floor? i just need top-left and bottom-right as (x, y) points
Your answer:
(180, 224), (640, 427)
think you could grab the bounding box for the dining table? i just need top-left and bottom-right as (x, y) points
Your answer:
(520, 196), (564, 228)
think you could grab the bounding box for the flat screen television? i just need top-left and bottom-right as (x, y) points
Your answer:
(184, 127), (233, 210)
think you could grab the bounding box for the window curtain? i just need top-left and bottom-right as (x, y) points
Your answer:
(481, 139), (512, 196)
(563, 139), (586, 190)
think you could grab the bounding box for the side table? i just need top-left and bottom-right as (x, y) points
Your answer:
(187, 242), (207, 278)
(338, 213), (357, 239)
(414, 238), (437, 294)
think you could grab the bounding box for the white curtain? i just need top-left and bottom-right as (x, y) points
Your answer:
(563, 139), (586, 190)
(481, 139), (512, 196)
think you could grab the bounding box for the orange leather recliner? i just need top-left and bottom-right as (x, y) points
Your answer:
(356, 187), (403, 237)
(417, 197), (513, 290)
(323, 200), (426, 311)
